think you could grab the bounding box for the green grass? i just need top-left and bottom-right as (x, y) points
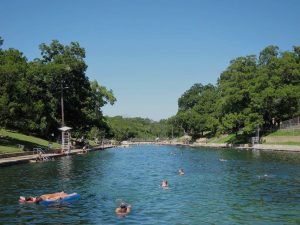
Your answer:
(208, 134), (236, 143)
(262, 142), (300, 146)
(0, 146), (20, 153)
(266, 129), (300, 136)
(0, 129), (60, 154)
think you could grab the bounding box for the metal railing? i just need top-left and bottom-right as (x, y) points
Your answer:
(32, 147), (49, 161)
(280, 116), (300, 129)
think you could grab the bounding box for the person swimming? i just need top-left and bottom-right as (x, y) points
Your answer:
(115, 202), (131, 216)
(178, 168), (185, 175)
(19, 196), (37, 203)
(161, 180), (169, 188)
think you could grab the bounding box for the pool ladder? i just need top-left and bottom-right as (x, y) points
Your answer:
(33, 148), (50, 161)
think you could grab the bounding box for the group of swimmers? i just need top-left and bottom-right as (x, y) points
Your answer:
(20, 192), (131, 216)
(117, 168), (184, 215)
(20, 167), (185, 216)
(160, 168), (185, 188)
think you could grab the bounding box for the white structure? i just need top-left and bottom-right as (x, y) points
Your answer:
(58, 126), (72, 153)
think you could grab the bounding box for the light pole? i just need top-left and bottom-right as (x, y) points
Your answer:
(61, 79), (65, 126)
(60, 65), (70, 153)
(60, 65), (71, 126)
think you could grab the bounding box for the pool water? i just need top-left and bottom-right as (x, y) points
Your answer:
(0, 145), (299, 224)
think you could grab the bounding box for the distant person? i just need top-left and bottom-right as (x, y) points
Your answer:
(178, 168), (185, 176)
(36, 152), (43, 162)
(161, 180), (169, 188)
(115, 202), (131, 216)
(82, 145), (88, 153)
(48, 142), (53, 150)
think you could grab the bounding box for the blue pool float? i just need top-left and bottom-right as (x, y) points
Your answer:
(39, 193), (80, 206)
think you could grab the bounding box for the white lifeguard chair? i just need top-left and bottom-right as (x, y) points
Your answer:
(58, 126), (72, 154)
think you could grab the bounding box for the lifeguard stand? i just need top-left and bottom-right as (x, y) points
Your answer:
(58, 126), (72, 154)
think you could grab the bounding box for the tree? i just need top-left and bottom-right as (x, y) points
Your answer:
(0, 38), (116, 139)
(0, 36), (3, 49)
(178, 83), (204, 110)
(0, 48), (28, 129)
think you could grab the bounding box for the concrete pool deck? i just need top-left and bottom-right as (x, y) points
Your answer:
(128, 141), (300, 152)
(188, 143), (300, 152)
(1, 142), (299, 168)
(0, 145), (116, 167)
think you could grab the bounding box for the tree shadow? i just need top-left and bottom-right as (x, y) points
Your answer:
(0, 136), (46, 151)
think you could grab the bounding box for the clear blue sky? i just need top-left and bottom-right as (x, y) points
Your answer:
(1, 0), (300, 121)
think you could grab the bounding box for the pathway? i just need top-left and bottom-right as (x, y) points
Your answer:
(0, 145), (116, 167)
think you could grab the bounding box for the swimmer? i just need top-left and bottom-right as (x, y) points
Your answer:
(219, 158), (227, 162)
(36, 152), (43, 162)
(19, 191), (69, 203)
(19, 196), (37, 203)
(178, 168), (185, 176)
(115, 202), (131, 216)
(82, 145), (88, 153)
(39, 191), (69, 200)
(161, 180), (169, 188)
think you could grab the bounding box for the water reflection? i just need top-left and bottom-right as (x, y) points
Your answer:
(58, 156), (73, 180)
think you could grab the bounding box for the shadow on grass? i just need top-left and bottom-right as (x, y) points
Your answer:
(0, 136), (46, 151)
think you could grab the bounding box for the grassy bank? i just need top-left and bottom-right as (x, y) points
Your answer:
(207, 129), (300, 146)
(0, 129), (60, 154)
(262, 129), (300, 145)
(208, 134), (236, 144)
(266, 129), (300, 136)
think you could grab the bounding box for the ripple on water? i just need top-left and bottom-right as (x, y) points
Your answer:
(0, 145), (300, 224)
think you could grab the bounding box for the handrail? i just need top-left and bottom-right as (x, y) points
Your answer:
(33, 147), (49, 161)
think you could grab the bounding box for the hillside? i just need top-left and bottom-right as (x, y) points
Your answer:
(262, 129), (300, 146)
(0, 129), (60, 154)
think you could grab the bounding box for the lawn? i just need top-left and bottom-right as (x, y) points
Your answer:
(0, 129), (60, 154)
(208, 134), (236, 143)
(267, 129), (300, 136)
(262, 142), (300, 146)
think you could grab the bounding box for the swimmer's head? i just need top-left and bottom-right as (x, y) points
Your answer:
(35, 197), (43, 203)
(120, 203), (127, 209)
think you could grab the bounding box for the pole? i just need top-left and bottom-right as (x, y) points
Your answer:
(257, 126), (260, 143)
(61, 80), (64, 126)
(61, 75), (64, 153)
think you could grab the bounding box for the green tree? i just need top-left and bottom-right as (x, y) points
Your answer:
(0, 38), (116, 139)
(0, 48), (28, 129)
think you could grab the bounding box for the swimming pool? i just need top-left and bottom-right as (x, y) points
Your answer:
(0, 145), (299, 224)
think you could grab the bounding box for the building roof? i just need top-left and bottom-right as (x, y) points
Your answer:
(58, 126), (72, 131)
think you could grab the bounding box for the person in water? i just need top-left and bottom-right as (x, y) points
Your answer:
(39, 191), (68, 200)
(18, 196), (37, 203)
(178, 168), (185, 176)
(36, 152), (44, 162)
(161, 180), (169, 188)
(19, 191), (69, 203)
(82, 145), (88, 154)
(115, 202), (131, 216)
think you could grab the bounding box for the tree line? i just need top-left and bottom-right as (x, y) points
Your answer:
(0, 37), (116, 140)
(1, 37), (299, 143)
(168, 45), (300, 141)
(106, 116), (171, 141)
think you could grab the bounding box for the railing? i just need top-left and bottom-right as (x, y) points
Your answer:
(280, 116), (300, 129)
(32, 147), (49, 161)
(251, 137), (260, 145)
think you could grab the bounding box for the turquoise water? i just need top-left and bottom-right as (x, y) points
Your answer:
(0, 145), (300, 224)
